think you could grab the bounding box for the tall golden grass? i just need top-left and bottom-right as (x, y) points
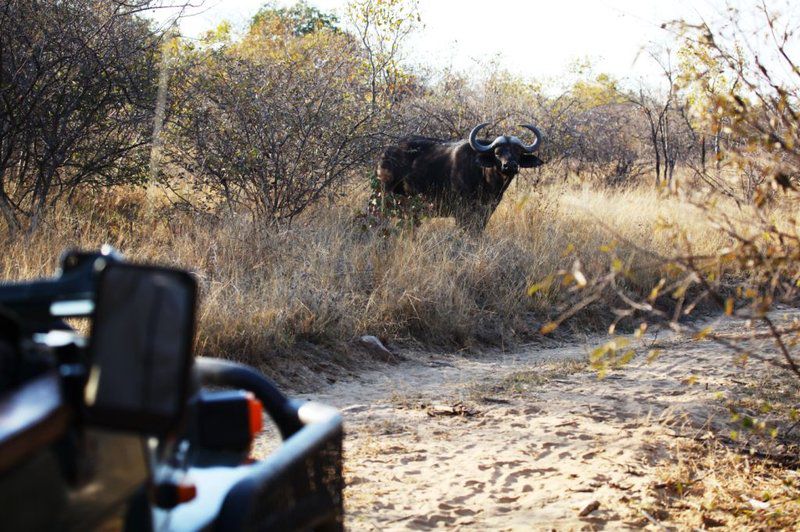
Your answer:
(0, 180), (730, 386)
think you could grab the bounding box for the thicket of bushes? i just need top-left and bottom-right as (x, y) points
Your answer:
(1, 0), (747, 236)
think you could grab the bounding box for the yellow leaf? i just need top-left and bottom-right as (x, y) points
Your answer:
(649, 279), (666, 302)
(590, 345), (609, 362)
(612, 337), (630, 349)
(611, 258), (623, 272)
(618, 349), (635, 366)
(540, 322), (558, 334)
(649, 287), (660, 301)
(530, 275), (555, 296)
(598, 240), (617, 254)
(724, 298), (734, 316)
(694, 326), (713, 340)
(647, 349), (662, 363)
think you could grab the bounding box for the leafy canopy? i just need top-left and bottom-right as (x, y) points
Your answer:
(251, 1), (338, 37)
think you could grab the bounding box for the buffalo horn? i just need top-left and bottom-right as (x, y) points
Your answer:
(517, 124), (543, 152)
(469, 123), (506, 153)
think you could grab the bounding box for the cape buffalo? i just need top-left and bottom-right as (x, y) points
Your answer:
(376, 123), (545, 230)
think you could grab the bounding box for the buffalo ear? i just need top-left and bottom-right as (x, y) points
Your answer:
(475, 153), (497, 168)
(519, 154), (545, 168)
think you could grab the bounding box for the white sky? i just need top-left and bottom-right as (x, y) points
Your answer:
(148, 0), (773, 84)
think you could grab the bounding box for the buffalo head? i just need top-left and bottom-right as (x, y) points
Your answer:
(468, 123), (544, 177)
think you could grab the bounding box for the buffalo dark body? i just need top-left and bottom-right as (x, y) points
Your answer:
(377, 123), (545, 230)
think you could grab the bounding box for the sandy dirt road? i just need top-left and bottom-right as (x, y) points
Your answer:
(289, 313), (793, 530)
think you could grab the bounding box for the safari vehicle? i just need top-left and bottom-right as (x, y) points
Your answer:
(0, 247), (343, 531)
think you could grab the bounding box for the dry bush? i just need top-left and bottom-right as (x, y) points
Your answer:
(0, 180), (723, 387)
(165, 15), (384, 225)
(0, 0), (164, 234)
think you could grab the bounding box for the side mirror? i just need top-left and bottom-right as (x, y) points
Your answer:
(84, 263), (196, 435)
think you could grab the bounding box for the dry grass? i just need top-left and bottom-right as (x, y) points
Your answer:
(646, 438), (800, 530)
(641, 358), (800, 530)
(0, 180), (728, 386)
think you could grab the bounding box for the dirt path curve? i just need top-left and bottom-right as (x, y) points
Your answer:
(295, 314), (785, 530)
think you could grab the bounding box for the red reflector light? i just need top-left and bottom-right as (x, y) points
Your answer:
(176, 482), (197, 504)
(246, 392), (264, 437)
